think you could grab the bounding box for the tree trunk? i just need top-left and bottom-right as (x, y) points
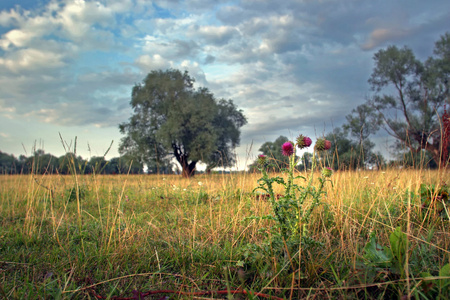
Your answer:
(173, 143), (197, 177)
(181, 161), (197, 177)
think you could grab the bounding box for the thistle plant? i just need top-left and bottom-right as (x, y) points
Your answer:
(253, 135), (333, 249)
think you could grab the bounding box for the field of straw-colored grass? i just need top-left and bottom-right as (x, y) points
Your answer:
(0, 168), (449, 299)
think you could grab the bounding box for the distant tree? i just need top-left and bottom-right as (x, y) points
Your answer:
(339, 104), (382, 168)
(18, 155), (28, 173)
(297, 152), (313, 171)
(248, 136), (298, 172)
(325, 128), (384, 170)
(119, 69), (247, 177)
(0, 151), (19, 174)
(344, 104), (381, 146)
(104, 156), (143, 174)
(388, 147), (437, 169)
(20, 150), (59, 174)
(58, 153), (86, 175)
(87, 156), (108, 174)
(366, 32), (450, 166)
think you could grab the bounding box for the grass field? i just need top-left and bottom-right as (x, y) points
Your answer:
(1, 168), (449, 299)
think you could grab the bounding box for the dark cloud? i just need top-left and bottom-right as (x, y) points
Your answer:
(203, 54), (215, 64)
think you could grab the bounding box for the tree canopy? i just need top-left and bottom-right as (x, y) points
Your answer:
(119, 69), (247, 177)
(366, 32), (450, 167)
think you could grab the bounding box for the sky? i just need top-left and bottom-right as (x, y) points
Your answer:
(1, 0), (449, 170)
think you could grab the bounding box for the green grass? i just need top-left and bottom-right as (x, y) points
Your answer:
(1, 169), (449, 299)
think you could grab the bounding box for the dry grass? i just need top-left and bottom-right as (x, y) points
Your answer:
(0, 168), (449, 299)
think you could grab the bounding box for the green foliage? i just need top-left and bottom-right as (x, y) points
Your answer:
(363, 227), (409, 277)
(119, 69), (246, 177)
(419, 183), (450, 219)
(65, 185), (89, 202)
(363, 233), (394, 268)
(363, 227), (450, 298)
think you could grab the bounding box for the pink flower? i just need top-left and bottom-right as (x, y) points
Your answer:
(296, 135), (312, 149)
(304, 137), (312, 147)
(282, 142), (294, 156)
(315, 138), (332, 151)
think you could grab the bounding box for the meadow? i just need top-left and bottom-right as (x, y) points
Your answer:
(1, 168), (449, 299)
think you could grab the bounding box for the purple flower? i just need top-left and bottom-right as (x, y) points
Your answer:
(296, 135), (312, 149)
(315, 138), (332, 151)
(282, 142), (294, 156)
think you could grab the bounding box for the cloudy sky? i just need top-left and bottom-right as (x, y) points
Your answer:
(1, 0), (449, 170)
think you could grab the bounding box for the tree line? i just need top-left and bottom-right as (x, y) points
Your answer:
(0, 149), (145, 175)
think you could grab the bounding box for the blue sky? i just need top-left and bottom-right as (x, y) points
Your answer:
(1, 0), (449, 169)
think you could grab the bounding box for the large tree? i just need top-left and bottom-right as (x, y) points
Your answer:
(367, 33), (450, 166)
(119, 69), (247, 177)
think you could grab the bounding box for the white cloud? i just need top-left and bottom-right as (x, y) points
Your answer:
(135, 54), (173, 71)
(140, 35), (200, 60)
(0, 7), (24, 27)
(57, 0), (115, 38)
(189, 25), (239, 45)
(0, 48), (66, 73)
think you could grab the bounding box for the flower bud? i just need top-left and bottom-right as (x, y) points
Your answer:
(322, 167), (333, 177)
(257, 154), (267, 166)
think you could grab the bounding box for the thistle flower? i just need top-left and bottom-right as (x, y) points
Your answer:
(322, 167), (333, 177)
(296, 135), (312, 149)
(315, 138), (332, 151)
(282, 141), (294, 156)
(257, 154), (267, 166)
